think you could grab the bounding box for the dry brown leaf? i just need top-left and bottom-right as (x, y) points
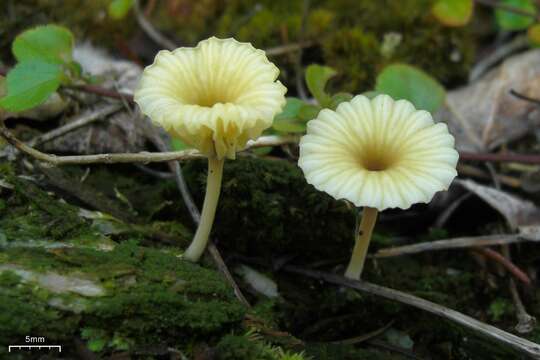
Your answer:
(437, 50), (540, 151)
(456, 179), (540, 231)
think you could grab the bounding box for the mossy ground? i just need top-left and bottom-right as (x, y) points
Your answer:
(3, 157), (538, 358)
(0, 169), (246, 358)
(1, 0), (475, 94)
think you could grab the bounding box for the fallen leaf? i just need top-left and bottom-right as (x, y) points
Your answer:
(456, 179), (540, 230)
(437, 49), (540, 151)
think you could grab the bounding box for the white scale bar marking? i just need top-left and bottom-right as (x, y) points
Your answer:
(8, 345), (61, 352)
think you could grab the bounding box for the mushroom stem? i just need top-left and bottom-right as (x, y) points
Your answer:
(345, 207), (379, 279)
(183, 156), (225, 262)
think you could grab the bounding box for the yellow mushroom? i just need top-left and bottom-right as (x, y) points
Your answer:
(298, 94), (458, 279)
(135, 37), (287, 261)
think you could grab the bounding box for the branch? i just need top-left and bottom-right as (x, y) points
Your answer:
(373, 234), (528, 258)
(0, 122), (297, 166)
(283, 266), (540, 358)
(459, 151), (540, 164)
(475, 247), (532, 285)
(510, 89), (540, 106)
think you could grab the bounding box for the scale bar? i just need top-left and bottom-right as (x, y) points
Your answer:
(8, 345), (61, 352)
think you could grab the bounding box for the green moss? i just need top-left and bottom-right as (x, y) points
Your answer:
(306, 343), (404, 360)
(0, 0), (136, 60)
(0, 242), (245, 356)
(182, 157), (356, 261)
(216, 334), (276, 360)
(321, 0), (475, 92)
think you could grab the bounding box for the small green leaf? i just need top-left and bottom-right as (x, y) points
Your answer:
(272, 118), (306, 133)
(109, 0), (134, 20)
(252, 146), (273, 156)
(432, 0), (474, 27)
(305, 64), (337, 107)
(298, 104), (321, 121)
(0, 61), (62, 112)
(495, 0), (536, 31)
(13, 24), (74, 64)
(375, 64), (446, 113)
(171, 138), (191, 151)
(273, 97), (304, 122)
(528, 23), (540, 45)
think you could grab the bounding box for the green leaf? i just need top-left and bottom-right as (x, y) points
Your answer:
(273, 97), (304, 122)
(375, 64), (446, 113)
(171, 138), (191, 151)
(272, 118), (306, 133)
(0, 61), (62, 112)
(109, 0), (134, 20)
(495, 0), (536, 31)
(528, 23), (540, 46)
(305, 64), (337, 107)
(13, 24), (74, 64)
(432, 0), (474, 27)
(298, 104), (321, 121)
(252, 146), (273, 156)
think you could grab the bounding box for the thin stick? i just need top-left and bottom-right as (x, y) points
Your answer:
(266, 41), (314, 56)
(133, 0), (177, 51)
(469, 36), (528, 82)
(510, 89), (540, 106)
(459, 151), (540, 164)
(284, 266), (540, 358)
(373, 234), (528, 258)
(73, 84), (134, 103)
(0, 123), (296, 166)
(29, 104), (123, 147)
(474, 247), (531, 285)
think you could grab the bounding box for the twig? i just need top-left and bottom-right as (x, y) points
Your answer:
(510, 89), (540, 106)
(0, 123), (296, 166)
(457, 164), (521, 188)
(283, 266), (540, 358)
(73, 84), (134, 103)
(294, 0), (310, 101)
(373, 234), (529, 258)
(459, 151), (540, 164)
(469, 35), (528, 82)
(266, 41), (315, 56)
(474, 247), (531, 285)
(29, 104), (123, 147)
(509, 278), (537, 333)
(330, 321), (394, 345)
(133, 0), (177, 51)
(207, 243), (251, 308)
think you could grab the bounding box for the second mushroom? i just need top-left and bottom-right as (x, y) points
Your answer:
(298, 94), (458, 280)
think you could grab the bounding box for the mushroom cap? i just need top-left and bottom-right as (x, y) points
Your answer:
(134, 37), (287, 159)
(298, 94), (459, 210)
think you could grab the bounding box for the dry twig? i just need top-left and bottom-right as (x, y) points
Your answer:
(373, 234), (530, 258)
(284, 266), (540, 358)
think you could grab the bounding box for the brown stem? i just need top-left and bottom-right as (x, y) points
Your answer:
(459, 151), (540, 164)
(474, 247), (532, 285)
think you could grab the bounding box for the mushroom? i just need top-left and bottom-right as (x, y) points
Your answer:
(298, 94), (458, 279)
(135, 37), (287, 262)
